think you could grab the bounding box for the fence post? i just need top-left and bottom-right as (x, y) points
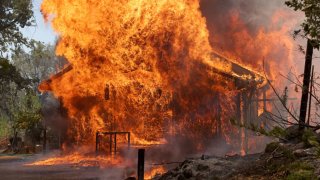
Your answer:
(137, 149), (145, 180)
(95, 132), (99, 154)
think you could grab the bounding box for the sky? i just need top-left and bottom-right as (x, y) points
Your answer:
(22, 0), (57, 45)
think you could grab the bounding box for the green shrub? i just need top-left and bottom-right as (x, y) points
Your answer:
(265, 142), (281, 153)
(0, 118), (9, 138)
(286, 162), (316, 180)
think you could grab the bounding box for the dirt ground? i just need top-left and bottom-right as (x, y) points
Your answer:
(0, 154), (127, 180)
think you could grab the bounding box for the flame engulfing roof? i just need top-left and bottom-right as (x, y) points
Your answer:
(210, 53), (267, 90)
(40, 53), (266, 92)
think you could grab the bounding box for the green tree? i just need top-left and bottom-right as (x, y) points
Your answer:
(0, 58), (29, 88)
(285, 0), (320, 128)
(0, 0), (35, 123)
(0, 58), (30, 120)
(12, 41), (66, 91)
(0, 0), (34, 55)
(1, 42), (65, 148)
(286, 0), (320, 47)
(13, 90), (42, 147)
(0, 58), (30, 143)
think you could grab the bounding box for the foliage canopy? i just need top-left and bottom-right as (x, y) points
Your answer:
(0, 0), (34, 54)
(285, 0), (320, 48)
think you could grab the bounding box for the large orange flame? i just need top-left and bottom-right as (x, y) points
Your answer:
(39, 0), (297, 156)
(40, 0), (238, 147)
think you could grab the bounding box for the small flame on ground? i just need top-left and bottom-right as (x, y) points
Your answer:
(26, 153), (123, 168)
(145, 166), (167, 180)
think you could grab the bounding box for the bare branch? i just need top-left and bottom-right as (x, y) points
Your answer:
(263, 61), (300, 123)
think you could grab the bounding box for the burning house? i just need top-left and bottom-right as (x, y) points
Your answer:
(36, 0), (296, 162)
(40, 49), (268, 155)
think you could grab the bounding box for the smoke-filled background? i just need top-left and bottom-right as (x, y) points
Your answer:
(201, 0), (306, 113)
(201, 0), (298, 71)
(201, 0), (318, 80)
(202, 0), (287, 32)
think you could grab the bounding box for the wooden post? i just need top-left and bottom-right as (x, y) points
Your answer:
(254, 92), (259, 123)
(171, 92), (178, 136)
(236, 93), (241, 120)
(43, 126), (47, 154)
(236, 93), (242, 152)
(105, 84), (110, 100)
(128, 132), (131, 149)
(243, 93), (248, 155)
(216, 94), (222, 137)
(137, 149), (145, 180)
(109, 134), (112, 154)
(95, 132), (99, 154)
(58, 129), (61, 150)
(263, 89), (267, 112)
(114, 133), (117, 154)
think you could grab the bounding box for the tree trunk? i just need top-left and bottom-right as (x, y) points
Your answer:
(307, 66), (314, 125)
(299, 39), (314, 129)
